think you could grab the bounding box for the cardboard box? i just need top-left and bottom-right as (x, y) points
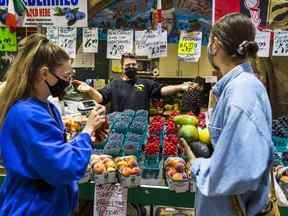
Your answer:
(119, 174), (141, 188)
(93, 171), (117, 185)
(167, 177), (189, 193)
(156, 206), (195, 216)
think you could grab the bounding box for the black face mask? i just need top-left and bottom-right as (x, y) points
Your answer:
(46, 73), (70, 98)
(124, 67), (137, 80)
(207, 43), (220, 71)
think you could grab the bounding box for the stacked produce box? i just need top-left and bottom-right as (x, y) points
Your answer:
(104, 109), (148, 158)
(90, 155), (142, 188)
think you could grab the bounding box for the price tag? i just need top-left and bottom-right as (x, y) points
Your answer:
(0, 27), (17, 52)
(178, 39), (196, 55)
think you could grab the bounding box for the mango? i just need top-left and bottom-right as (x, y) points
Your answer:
(107, 167), (116, 172)
(171, 172), (183, 181)
(178, 125), (199, 142)
(198, 128), (211, 145)
(173, 115), (199, 126)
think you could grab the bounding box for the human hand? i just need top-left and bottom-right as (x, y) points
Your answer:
(91, 128), (109, 146)
(181, 82), (200, 91)
(83, 106), (106, 135)
(72, 80), (93, 94)
(179, 138), (196, 163)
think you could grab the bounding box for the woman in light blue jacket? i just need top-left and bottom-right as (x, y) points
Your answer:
(182, 13), (273, 216)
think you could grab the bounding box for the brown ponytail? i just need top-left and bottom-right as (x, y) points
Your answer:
(211, 13), (258, 60)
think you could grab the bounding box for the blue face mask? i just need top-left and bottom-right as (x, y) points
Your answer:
(46, 73), (70, 98)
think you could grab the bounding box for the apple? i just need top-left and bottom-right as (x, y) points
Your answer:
(122, 167), (132, 177)
(175, 163), (185, 173)
(93, 163), (105, 174)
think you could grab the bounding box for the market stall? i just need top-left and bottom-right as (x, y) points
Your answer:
(0, 0), (288, 216)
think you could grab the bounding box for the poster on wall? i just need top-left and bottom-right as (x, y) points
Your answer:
(89, 0), (212, 45)
(107, 29), (133, 59)
(178, 31), (202, 62)
(213, 0), (269, 28)
(172, 0), (212, 45)
(273, 31), (288, 56)
(151, 0), (212, 44)
(83, 28), (98, 53)
(268, 0), (288, 30)
(0, 27), (17, 52)
(0, 0), (87, 27)
(240, 0), (269, 28)
(89, 0), (153, 40)
(135, 30), (168, 58)
(93, 184), (127, 216)
(255, 31), (271, 57)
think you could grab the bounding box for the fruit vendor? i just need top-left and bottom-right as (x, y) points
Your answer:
(181, 13), (274, 216)
(0, 34), (106, 215)
(74, 53), (197, 112)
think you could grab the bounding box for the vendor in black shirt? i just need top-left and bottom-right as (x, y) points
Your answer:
(74, 53), (195, 112)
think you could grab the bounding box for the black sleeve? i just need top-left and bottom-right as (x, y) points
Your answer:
(146, 79), (162, 99)
(99, 82), (113, 105)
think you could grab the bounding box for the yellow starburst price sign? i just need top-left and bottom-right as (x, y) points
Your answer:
(178, 39), (196, 55)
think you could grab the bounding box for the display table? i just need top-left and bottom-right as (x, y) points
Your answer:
(78, 181), (288, 215)
(0, 175), (287, 215)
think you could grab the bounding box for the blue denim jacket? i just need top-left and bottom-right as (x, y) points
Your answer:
(191, 63), (273, 216)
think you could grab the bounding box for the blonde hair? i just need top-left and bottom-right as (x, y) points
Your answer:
(0, 33), (70, 127)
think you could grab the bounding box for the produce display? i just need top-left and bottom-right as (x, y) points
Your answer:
(103, 133), (124, 156)
(144, 136), (161, 156)
(90, 154), (117, 185)
(174, 114), (199, 126)
(63, 107), (212, 191)
(174, 112), (212, 158)
(104, 110), (148, 157)
(164, 157), (190, 193)
(149, 116), (165, 136)
(272, 115), (288, 166)
(115, 155), (142, 177)
(163, 134), (179, 157)
(165, 157), (188, 181)
(116, 156), (142, 187)
(63, 115), (86, 137)
(63, 113), (109, 144)
(90, 154), (116, 174)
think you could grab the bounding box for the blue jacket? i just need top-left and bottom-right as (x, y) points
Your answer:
(192, 63), (273, 216)
(0, 98), (92, 215)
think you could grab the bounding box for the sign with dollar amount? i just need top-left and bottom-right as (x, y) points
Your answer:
(0, 27), (17, 52)
(178, 31), (202, 62)
(83, 28), (98, 53)
(178, 39), (196, 55)
(107, 30), (133, 59)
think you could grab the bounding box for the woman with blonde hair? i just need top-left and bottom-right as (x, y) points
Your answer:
(0, 34), (106, 215)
